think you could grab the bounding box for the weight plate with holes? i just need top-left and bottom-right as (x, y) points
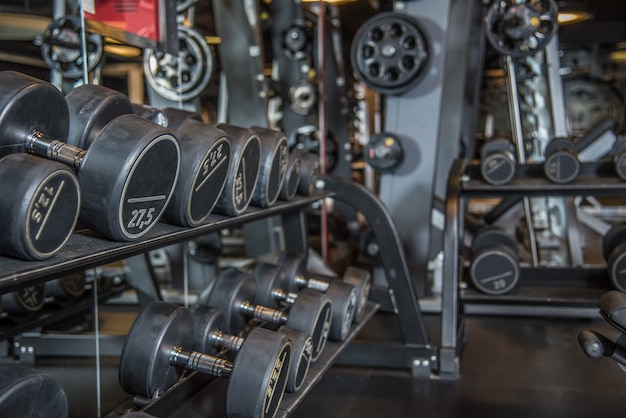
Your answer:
(543, 138), (580, 184)
(144, 25), (213, 102)
(480, 139), (517, 185)
(46, 272), (86, 301)
(279, 153), (300, 201)
(364, 132), (404, 172)
(343, 267), (372, 324)
(294, 151), (319, 196)
(277, 325), (312, 393)
(2, 284), (46, 315)
(65, 84), (133, 149)
(213, 124), (261, 217)
(351, 12), (430, 95)
(485, 0), (558, 58)
(253, 262), (291, 309)
(0, 154), (80, 260)
(161, 119), (231, 227)
(38, 15), (104, 79)
(470, 245), (520, 295)
(0, 364), (68, 418)
(250, 127), (289, 208)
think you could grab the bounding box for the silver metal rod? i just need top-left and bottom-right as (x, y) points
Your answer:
(170, 346), (233, 377)
(26, 131), (85, 171)
(210, 330), (244, 352)
(239, 301), (288, 324)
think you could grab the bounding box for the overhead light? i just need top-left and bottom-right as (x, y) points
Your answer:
(557, 11), (590, 25)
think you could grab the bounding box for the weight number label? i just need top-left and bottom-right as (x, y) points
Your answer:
(30, 182), (64, 240)
(234, 157), (247, 208)
(127, 207), (156, 230)
(264, 347), (289, 415)
(195, 143), (228, 193)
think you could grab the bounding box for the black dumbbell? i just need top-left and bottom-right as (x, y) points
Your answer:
(2, 284), (46, 316)
(189, 304), (311, 393)
(119, 302), (291, 418)
(0, 71), (181, 241)
(480, 139), (517, 185)
(469, 226), (520, 295)
(205, 269), (332, 362)
(67, 84), (232, 228)
(294, 150), (320, 196)
(603, 226), (626, 293)
(213, 124), (262, 217)
(543, 137), (580, 184)
(598, 290), (626, 333)
(279, 152), (301, 201)
(0, 153), (80, 260)
(130, 103), (168, 127)
(277, 252), (371, 327)
(250, 127), (289, 208)
(45, 272), (86, 302)
(0, 364), (68, 418)
(162, 107), (203, 132)
(612, 136), (626, 181)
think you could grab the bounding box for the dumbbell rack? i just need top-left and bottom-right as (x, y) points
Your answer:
(442, 158), (626, 374)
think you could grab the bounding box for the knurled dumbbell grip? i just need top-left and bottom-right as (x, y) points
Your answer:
(210, 330), (244, 352)
(170, 345), (233, 377)
(239, 300), (289, 324)
(295, 275), (329, 292)
(271, 288), (298, 304)
(27, 130), (85, 170)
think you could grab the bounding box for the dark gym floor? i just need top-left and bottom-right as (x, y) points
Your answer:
(36, 308), (626, 417)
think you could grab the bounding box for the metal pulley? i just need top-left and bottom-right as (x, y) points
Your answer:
(36, 15), (104, 79)
(144, 25), (213, 102)
(350, 12), (430, 95)
(485, 0), (558, 57)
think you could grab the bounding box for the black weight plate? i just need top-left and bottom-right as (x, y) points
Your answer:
(0, 71), (69, 157)
(277, 252), (307, 293)
(65, 84), (133, 149)
(0, 364), (68, 418)
(213, 124), (261, 217)
(207, 269), (257, 335)
(286, 289), (332, 362)
(227, 327), (291, 418)
(545, 137), (576, 156)
(46, 272), (86, 300)
(119, 302), (193, 398)
(543, 149), (580, 184)
(277, 325), (312, 393)
(603, 224), (626, 261)
(470, 246), (520, 295)
(295, 151), (319, 196)
(279, 154), (301, 201)
(343, 267), (372, 324)
(472, 226), (518, 254)
(131, 103), (168, 127)
(79, 114), (180, 241)
(161, 120), (231, 226)
(250, 127), (289, 208)
(189, 305), (225, 356)
(2, 284), (45, 314)
(0, 154), (79, 260)
(163, 107), (203, 133)
(480, 139), (517, 186)
(325, 281), (357, 342)
(351, 12), (430, 95)
(253, 262), (290, 309)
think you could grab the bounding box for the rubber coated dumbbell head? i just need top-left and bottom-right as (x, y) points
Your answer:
(602, 224), (626, 292)
(131, 103), (168, 127)
(543, 137), (580, 184)
(598, 290), (626, 333)
(294, 150), (319, 197)
(2, 284), (45, 315)
(45, 272), (86, 302)
(480, 139), (516, 185)
(279, 152), (301, 201)
(612, 137), (626, 181)
(343, 267), (372, 323)
(253, 262), (292, 309)
(162, 107), (203, 132)
(470, 227), (520, 295)
(250, 127), (290, 208)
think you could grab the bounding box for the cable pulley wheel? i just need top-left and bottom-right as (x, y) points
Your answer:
(38, 15), (104, 79)
(350, 12), (430, 95)
(485, 0), (558, 58)
(144, 25), (213, 102)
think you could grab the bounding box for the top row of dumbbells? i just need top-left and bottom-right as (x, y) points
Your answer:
(0, 71), (320, 261)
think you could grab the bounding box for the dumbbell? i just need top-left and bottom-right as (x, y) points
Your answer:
(294, 150), (320, 196)
(119, 302), (290, 418)
(543, 137), (580, 184)
(0, 153), (80, 260)
(0, 71), (181, 241)
(612, 136), (626, 181)
(2, 284), (45, 316)
(253, 261), (355, 343)
(276, 252), (371, 326)
(469, 226), (520, 295)
(480, 139), (517, 185)
(603, 226), (626, 293)
(213, 124), (262, 217)
(279, 152), (301, 201)
(250, 127), (289, 208)
(130, 103), (168, 128)
(189, 304), (311, 393)
(67, 84), (231, 227)
(205, 269), (332, 362)
(0, 364), (68, 418)
(162, 107), (203, 132)
(45, 272), (86, 302)
(598, 290), (626, 333)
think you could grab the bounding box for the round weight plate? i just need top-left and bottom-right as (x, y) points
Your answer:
(189, 305), (226, 356)
(207, 269), (257, 335)
(613, 139), (626, 181)
(343, 267), (372, 324)
(277, 326), (312, 393)
(480, 139), (517, 186)
(39, 15), (104, 79)
(227, 327), (291, 418)
(470, 246), (520, 295)
(65, 84), (133, 149)
(213, 124), (261, 216)
(0, 71), (69, 154)
(46, 272), (86, 301)
(325, 281), (357, 342)
(0, 154), (80, 260)
(295, 151), (319, 196)
(608, 242), (626, 293)
(603, 224), (626, 262)
(279, 154), (301, 201)
(144, 26), (213, 102)
(285, 289), (332, 362)
(2, 284), (45, 314)
(163, 107), (203, 133)
(250, 127), (289, 208)
(351, 12), (430, 95)
(119, 302), (193, 398)
(253, 263), (290, 309)
(485, 0), (558, 58)
(543, 148), (580, 184)
(78, 114), (181, 241)
(161, 120), (231, 226)
(364, 132), (404, 172)
(0, 364), (68, 418)
(472, 226), (518, 254)
(277, 252), (307, 293)
(132, 103), (168, 127)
